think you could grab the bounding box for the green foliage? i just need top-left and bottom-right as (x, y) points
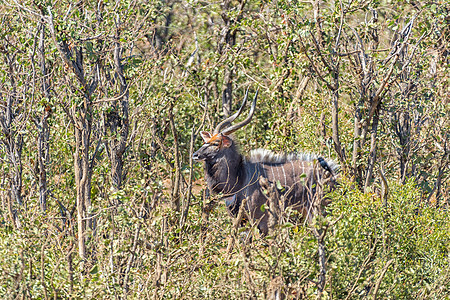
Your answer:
(2, 180), (448, 298)
(0, 0), (448, 298)
(328, 179), (450, 298)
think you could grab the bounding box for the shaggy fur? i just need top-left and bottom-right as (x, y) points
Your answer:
(194, 137), (339, 235)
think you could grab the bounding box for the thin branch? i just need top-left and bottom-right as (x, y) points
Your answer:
(298, 35), (335, 90)
(226, 196), (249, 257)
(309, 28), (333, 74)
(46, 7), (88, 89)
(372, 259), (394, 300)
(344, 239), (377, 300)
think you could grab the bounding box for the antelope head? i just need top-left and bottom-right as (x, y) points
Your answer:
(192, 88), (258, 162)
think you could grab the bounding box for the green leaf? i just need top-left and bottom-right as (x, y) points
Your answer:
(276, 180), (283, 190)
(260, 204), (266, 212)
(89, 265), (98, 275)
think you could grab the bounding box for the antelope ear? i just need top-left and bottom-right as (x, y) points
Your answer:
(200, 131), (211, 142)
(222, 135), (233, 148)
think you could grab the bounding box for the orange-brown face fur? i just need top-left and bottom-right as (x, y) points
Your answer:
(200, 131), (232, 148)
(192, 131), (234, 161)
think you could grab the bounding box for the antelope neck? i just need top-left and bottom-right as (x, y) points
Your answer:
(204, 150), (244, 196)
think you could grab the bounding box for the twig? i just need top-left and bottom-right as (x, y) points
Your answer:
(372, 259), (394, 300)
(226, 196), (249, 257)
(378, 164), (389, 207)
(344, 239), (377, 300)
(123, 223), (142, 295)
(180, 95), (207, 228)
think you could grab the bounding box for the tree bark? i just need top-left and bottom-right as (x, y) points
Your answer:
(74, 117), (92, 261)
(169, 104), (181, 212)
(37, 23), (51, 212)
(219, 0), (245, 117)
(331, 79), (345, 164)
(0, 49), (24, 229)
(105, 27), (129, 191)
(364, 103), (381, 192)
(48, 9), (97, 261)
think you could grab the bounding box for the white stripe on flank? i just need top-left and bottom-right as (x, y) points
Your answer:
(290, 161), (295, 178)
(290, 160), (296, 198)
(276, 165), (280, 184)
(270, 164), (275, 182)
(256, 163), (261, 184)
(281, 164), (287, 187)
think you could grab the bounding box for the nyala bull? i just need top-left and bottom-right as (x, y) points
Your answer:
(193, 89), (338, 235)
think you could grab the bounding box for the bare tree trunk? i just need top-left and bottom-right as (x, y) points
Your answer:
(180, 126), (197, 229)
(364, 104), (381, 192)
(48, 9), (98, 262)
(301, 1), (345, 166)
(37, 113), (50, 212)
(181, 101), (207, 228)
(123, 224), (141, 295)
(37, 23), (51, 212)
(219, 0), (245, 117)
(331, 84), (345, 164)
(74, 119), (92, 261)
(310, 165), (327, 298)
(104, 24), (129, 191)
(312, 0), (324, 47)
(259, 176), (282, 236)
(169, 104), (181, 212)
(219, 17), (236, 118)
(351, 94), (365, 183)
(199, 189), (215, 257)
(379, 164), (389, 207)
(222, 69), (234, 117)
(73, 127), (86, 260)
(7, 131), (23, 207)
(396, 110), (411, 183)
(226, 196), (248, 256)
(427, 152), (449, 206)
(0, 49), (24, 228)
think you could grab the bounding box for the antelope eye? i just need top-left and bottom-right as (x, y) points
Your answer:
(211, 142), (220, 146)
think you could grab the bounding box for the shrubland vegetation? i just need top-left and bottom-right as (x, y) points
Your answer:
(0, 0), (449, 298)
